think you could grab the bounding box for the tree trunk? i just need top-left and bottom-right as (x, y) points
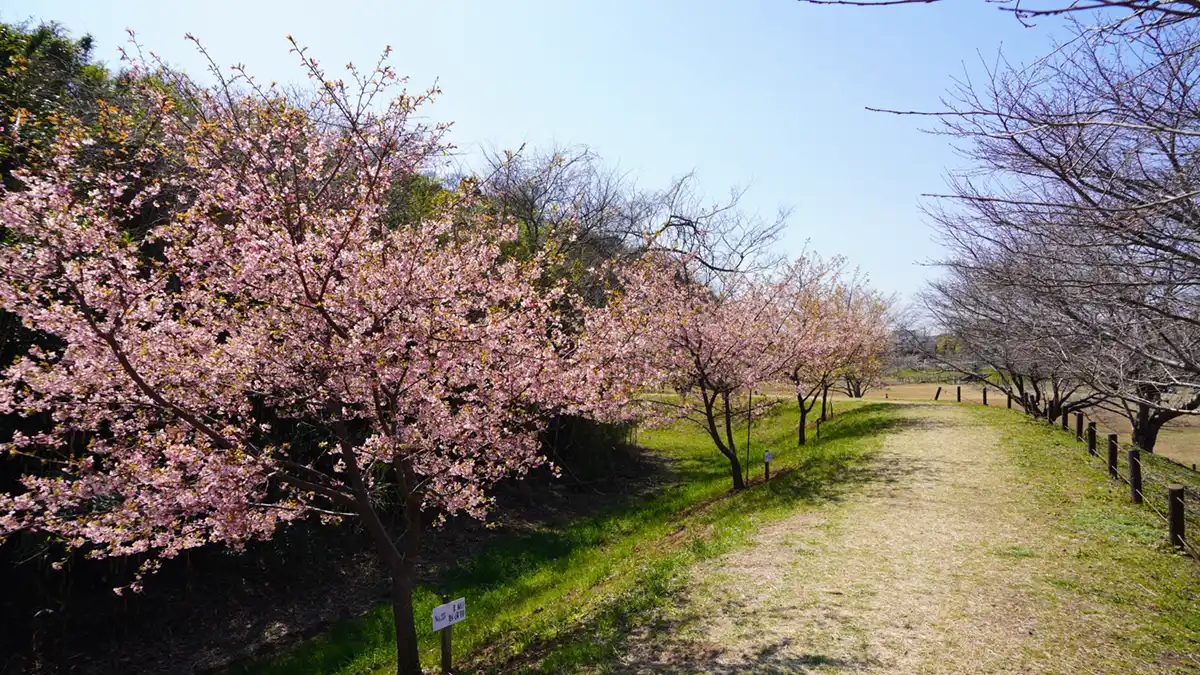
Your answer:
(820, 386), (828, 422)
(720, 392), (745, 490)
(701, 390), (746, 490)
(798, 403), (808, 446)
(388, 565), (422, 675)
(727, 450), (746, 490)
(1132, 406), (1162, 454)
(354, 501), (422, 675)
(337, 425), (424, 675)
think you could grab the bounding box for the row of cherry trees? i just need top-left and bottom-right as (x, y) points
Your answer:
(0, 38), (886, 674)
(656, 254), (891, 487)
(921, 19), (1200, 454)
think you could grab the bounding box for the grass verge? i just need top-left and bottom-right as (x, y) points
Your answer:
(971, 405), (1200, 668)
(231, 401), (901, 674)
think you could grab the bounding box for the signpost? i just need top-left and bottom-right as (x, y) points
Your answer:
(764, 450), (773, 481)
(432, 597), (466, 673)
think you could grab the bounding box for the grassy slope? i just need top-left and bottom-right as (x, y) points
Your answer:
(232, 401), (901, 674)
(973, 405), (1200, 668)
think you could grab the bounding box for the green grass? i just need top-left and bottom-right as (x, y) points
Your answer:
(231, 401), (902, 674)
(970, 405), (1200, 665)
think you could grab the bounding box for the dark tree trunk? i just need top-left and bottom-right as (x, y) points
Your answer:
(355, 501), (422, 675)
(701, 390), (746, 490)
(354, 494), (423, 675)
(336, 423), (424, 675)
(820, 386), (828, 422)
(721, 392), (746, 490)
(1132, 404), (1163, 454)
(727, 449), (746, 490)
(798, 397), (808, 446)
(388, 563), (422, 675)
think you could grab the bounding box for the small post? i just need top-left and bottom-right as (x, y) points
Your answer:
(1076, 413), (1084, 442)
(764, 450), (772, 481)
(1061, 409), (1069, 431)
(934, 386), (942, 401)
(1107, 433), (1119, 479)
(1129, 449), (1142, 504)
(745, 390), (752, 485)
(1087, 422), (1097, 456)
(1167, 485), (1185, 550)
(1007, 393), (1012, 409)
(957, 385), (961, 402)
(983, 387), (988, 405)
(441, 598), (453, 673)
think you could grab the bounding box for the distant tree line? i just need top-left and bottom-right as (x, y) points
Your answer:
(909, 17), (1200, 454)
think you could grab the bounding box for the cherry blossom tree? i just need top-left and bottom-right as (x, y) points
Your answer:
(650, 269), (782, 490)
(0, 39), (665, 675)
(838, 293), (892, 399)
(776, 261), (881, 444)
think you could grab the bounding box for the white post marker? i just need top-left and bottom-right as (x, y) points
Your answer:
(432, 597), (466, 631)
(433, 597), (465, 673)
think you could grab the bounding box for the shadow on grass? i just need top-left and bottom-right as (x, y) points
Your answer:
(452, 405), (912, 593)
(484, 403), (915, 674)
(617, 638), (877, 674)
(230, 403), (918, 675)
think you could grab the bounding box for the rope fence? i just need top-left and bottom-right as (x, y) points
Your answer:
(948, 386), (1200, 560)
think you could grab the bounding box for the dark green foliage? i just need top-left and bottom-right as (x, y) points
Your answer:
(385, 173), (449, 229)
(0, 21), (111, 189)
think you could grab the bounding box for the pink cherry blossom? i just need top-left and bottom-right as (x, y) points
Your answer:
(0, 39), (670, 675)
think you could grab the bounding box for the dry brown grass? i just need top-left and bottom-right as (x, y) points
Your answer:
(852, 383), (1200, 468)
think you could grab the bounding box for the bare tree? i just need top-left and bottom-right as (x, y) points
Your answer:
(798, 0), (1200, 31)
(481, 145), (787, 287)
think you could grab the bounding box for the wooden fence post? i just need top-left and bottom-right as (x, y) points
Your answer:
(1129, 449), (1142, 504)
(1168, 485), (1185, 550)
(1061, 409), (1069, 431)
(1075, 413), (1084, 442)
(934, 386), (942, 401)
(1107, 434), (1119, 479)
(957, 386), (961, 402)
(1007, 393), (1012, 409)
(1087, 422), (1097, 456)
(441, 597), (453, 673)
(983, 388), (988, 405)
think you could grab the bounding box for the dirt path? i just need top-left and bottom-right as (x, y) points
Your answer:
(617, 403), (1194, 674)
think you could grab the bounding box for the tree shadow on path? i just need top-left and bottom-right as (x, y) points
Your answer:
(491, 404), (933, 673)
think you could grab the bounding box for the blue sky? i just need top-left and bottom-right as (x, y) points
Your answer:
(3, 0), (1064, 300)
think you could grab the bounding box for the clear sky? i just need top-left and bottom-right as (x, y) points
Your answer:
(2, 0), (1065, 300)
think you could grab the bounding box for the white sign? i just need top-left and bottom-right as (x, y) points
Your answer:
(432, 597), (466, 631)
(764, 451), (773, 463)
